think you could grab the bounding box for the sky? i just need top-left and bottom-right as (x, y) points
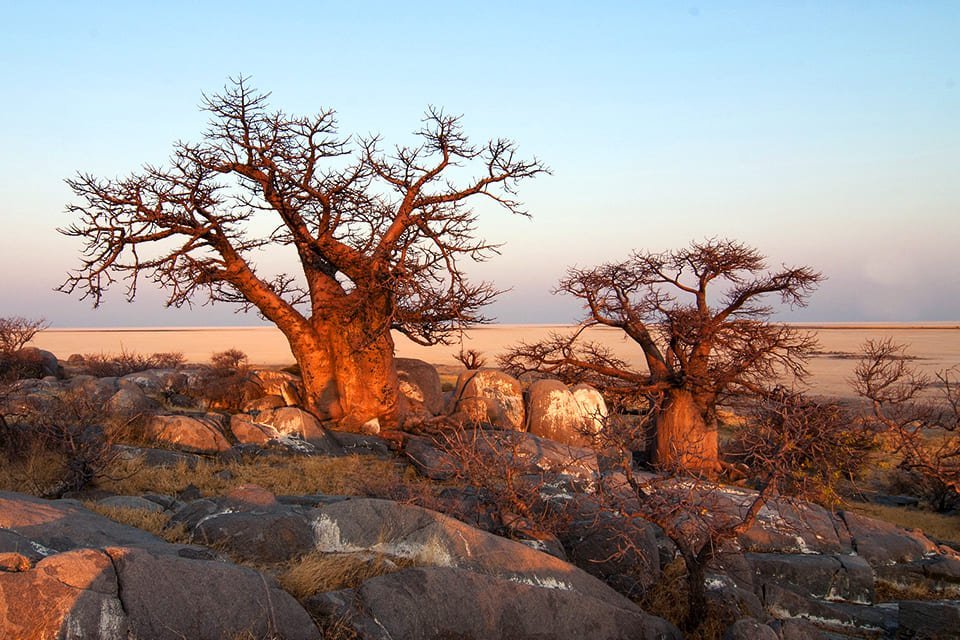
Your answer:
(1, 1), (958, 327)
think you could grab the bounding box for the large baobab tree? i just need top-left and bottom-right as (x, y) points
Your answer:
(59, 78), (545, 430)
(501, 239), (822, 473)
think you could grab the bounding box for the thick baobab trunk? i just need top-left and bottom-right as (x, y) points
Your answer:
(286, 304), (402, 432)
(653, 389), (719, 474)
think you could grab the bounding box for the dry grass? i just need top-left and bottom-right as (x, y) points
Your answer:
(637, 558), (735, 640)
(279, 551), (414, 599)
(95, 452), (434, 501)
(82, 502), (191, 544)
(0, 450), (70, 495)
(847, 502), (960, 546)
(875, 579), (946, 602)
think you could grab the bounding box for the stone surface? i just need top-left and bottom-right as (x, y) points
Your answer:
(526, 379), (594, 447)
(97, 495), (165, 513)
(746, 553), (875, 603)
(452, 369), (525, 430)
(571, 382), (609, 434)
(142, 413), (232, 453)
(898, 600), (960, 640)
(229, 413), (283, 445)
(331, 566), (682, 640)
(252, 369), (302, 396)
(112, 444), (202, 469)
(255, 406), (343, 453)
(396, 357), (444, 415)
(840, 509), (939, 566)
(309, 497), (633, 606)
(723, 618), (779, 640)
(105, 384), (161, 418)
(194, 510), (315, 563)
(242, 394), (286, 413)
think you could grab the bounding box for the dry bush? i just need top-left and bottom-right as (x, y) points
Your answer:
(0, 317), (47, 354)
(433, 426), (573, 537)
(638, 558), (731, 640)
(82, 502), (190, 544)
(0, 349), (50, 382)
(455, 348), (487, 370)
(727, 391), (877, 505)
(195, 349), (262, 412)
(280, 551), (413, 599)
(0, 387), (123, 498)
(854, 339), (960, 511)
(79, 348), (184, 377)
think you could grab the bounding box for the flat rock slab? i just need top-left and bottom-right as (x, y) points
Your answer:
(309, 497), (633, 607)
(746, 552), (875, 603)
(333, 566), (682, 640)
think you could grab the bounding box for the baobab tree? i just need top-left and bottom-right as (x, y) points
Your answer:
(501, 239), (822, 473)
(59, 78), (546, 430)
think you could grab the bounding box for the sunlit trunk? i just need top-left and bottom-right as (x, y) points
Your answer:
(653, 389), (719, 474)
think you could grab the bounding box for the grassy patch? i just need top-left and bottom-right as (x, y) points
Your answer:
(82, 502), (191, 544)
(847, 502), (960, 546)
(96, 452), (433, 501)
(279, 551), (414, 598)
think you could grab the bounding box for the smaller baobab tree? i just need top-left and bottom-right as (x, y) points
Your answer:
(59, 78), (546, 430)
(501, 239), (822, 474)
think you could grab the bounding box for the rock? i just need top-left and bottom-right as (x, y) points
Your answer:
(898, 600), (960, 639)
(396, 357), (444, 415)
(740, 497), (852, 555)
(571, 382), (609, 433)
(119, 370), (164, 395)
(746, 552), (875, 603)
(452, 369), (525, 430)
(112, 444), (202, 469)
(560, 496), (662, 597)
(328, 566), (683, 640)
(97, 495), (165, 513)
(526, 379), (595, 447)
(310, 497), (633, 606)
(840, 510), (940, 566)
(105, 384), (161, 419)
(330, 430), (393, 457)
(229, 413), (283, 445)
(256, 407), (343, 453)
(15, 347), (61, 378)
(242, 394), (286, 413)
(773, 619), (830, 640)
(723, 618), (779, 640)
(142, 413), (232, 453)
(0, 491), (191, 556)
(252, 368), (301, 396)
(193, 510), (315, 563)
(874, 555), (960, 597)
(67, 374), (120, 405)
(759, 583), (895, 636)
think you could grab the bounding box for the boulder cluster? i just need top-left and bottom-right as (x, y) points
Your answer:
(1, 351), (959, 639)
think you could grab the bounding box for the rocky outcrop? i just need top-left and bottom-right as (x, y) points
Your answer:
(452, 369), (525, 430)
(396, 357), (444, 415)
(317, 566), (683, 640)
(142, 413), (232, 453)
(526, 379), (595, 447)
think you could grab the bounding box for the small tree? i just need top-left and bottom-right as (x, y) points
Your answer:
(60, 78), (545, 430)
(0, 317), (48, 354)
(501, 239), (822, 473)
(853, 339), (960, 511)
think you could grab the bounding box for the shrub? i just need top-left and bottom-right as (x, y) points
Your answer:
(79, 348), (185, 377)
(195, 349), (261, 412)
(0, 317), (47, 354)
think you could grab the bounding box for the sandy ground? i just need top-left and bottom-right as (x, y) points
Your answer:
(33, 323), (960, 401)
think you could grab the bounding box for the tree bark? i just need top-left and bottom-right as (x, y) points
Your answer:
(653, 389), (719, 473)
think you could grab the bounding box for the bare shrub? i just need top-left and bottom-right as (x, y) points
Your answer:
(0, 387), (123, 498)
(195, 349), (261, 412)
(854, 339), (960, 511)
(0, 317), (48, 354)
(455, 348), (487, 370)
(79, 348), (184, 377)
(727, 390), (877, 505)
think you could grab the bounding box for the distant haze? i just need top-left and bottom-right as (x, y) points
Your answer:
(1, 2), (957, 327)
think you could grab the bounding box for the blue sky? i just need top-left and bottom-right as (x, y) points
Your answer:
(1, 1), (957, 326)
